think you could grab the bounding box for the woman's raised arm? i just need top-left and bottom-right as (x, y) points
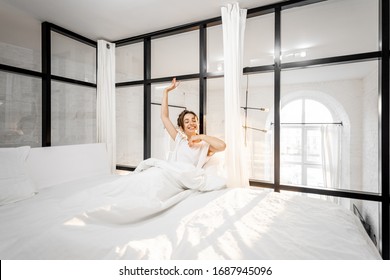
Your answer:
(161, 78), (180, 140)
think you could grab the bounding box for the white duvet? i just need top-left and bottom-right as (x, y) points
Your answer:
(0, 159), (382, 260)
(68, 158), (226, 225)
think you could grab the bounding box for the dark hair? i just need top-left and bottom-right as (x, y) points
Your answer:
(177, 110), (198, 129)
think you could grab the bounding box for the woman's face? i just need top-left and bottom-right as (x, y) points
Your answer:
(182, 113), (198, 136)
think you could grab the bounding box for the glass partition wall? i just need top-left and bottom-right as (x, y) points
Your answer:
(0, 1), (42, 147)
(45, 25), (97, 146)
(114, 0), (388, 259)
(1, 22), (97, 148)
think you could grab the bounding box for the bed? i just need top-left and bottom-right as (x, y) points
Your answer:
(0, 144), (382, 260)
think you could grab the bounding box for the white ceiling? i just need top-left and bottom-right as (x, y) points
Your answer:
(0, 0), (379, 84)
(0, 0), (284, 41)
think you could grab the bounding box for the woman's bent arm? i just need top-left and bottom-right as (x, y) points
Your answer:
(188, 134), (226, 155)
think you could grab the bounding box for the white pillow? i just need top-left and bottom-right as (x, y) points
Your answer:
(0, 146), (36, 205)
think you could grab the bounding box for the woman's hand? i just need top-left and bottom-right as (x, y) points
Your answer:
(188, 134), (203, 147)
(164, 78), (180, 93)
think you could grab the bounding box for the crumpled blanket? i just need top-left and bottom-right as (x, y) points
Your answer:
(134, 158), (226, 192)
(69, 158), (226, 225)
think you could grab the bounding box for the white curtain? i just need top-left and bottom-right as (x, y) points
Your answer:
(97, 40), (116, 173)
(321, 125), (342, 202)
(221, 3), (249, 188)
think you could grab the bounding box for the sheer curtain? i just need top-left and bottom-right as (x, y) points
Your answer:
(321, 125), (342, 202)
(221, 3), (249, 187)
(97, 40), (116, 173)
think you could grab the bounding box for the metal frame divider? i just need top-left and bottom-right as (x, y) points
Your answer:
(379, 0), (389, 260)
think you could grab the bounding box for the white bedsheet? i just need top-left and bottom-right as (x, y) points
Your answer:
(0, 169), (381, 260)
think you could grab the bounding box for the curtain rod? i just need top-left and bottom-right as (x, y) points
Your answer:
(151, 102), (186, 110)
(243, 126), (267, 133)
(270, 122), (343, 126)
(241, 106), (269, 111)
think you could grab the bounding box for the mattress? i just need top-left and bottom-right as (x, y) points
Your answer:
(0, 172), (381, 260)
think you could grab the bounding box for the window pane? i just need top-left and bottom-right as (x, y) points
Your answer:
(281, 0), (378, 62)
(51, 32), (96, 83)
(151, 31), (199, 78)
(306, 128), (322, 163)
(305, 99), (333, 123)
(0, 72), (41, 147)
(151, 80), (199, 160)
(281, 127), (302, 162)
(281, 60), (379, 194)
(207, 25), (224, 73)
(116, 43), (143, 83)
(51, 82), (96, 145)
(281, 99), (302, 123)
(0, 2), (41, 71)
(244, 13), (274, 67)
(116, 86), (143, 167)
(306, 166), (323, 187)
(281, 163), (302, 185)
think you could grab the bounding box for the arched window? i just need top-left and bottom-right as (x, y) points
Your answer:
(280, 98), (342, 189)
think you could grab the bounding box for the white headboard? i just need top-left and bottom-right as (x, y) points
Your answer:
(26, 143), (111, 190)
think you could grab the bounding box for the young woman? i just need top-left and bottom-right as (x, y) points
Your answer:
(161, 78), (226, 168)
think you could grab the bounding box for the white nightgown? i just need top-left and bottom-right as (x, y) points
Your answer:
(168, 132), (210, 169)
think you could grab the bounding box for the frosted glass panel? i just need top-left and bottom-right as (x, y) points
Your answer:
(0, 2), (41, 71)
(51, 82), (96, 145)
(280, 192), (379, 249)
(208, 14), (275, 71)
(151, 79), (199, 159)
(207, 25), (224, 73)
(281, 60), (379, 193)
(116, 43), (143, 83)
(242, 73), (274, 182)
(281, 0), (378, 62)
(51, 32), (96, 83)
(116, 86), (143, 167)
(151, 79), (199, 108)
(244, 13), (274, 67)
(206, 78), (225, 139)
(207, 74), (274, 182)
(0, 72), (41, 147)
(151, 30), (199, 78)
